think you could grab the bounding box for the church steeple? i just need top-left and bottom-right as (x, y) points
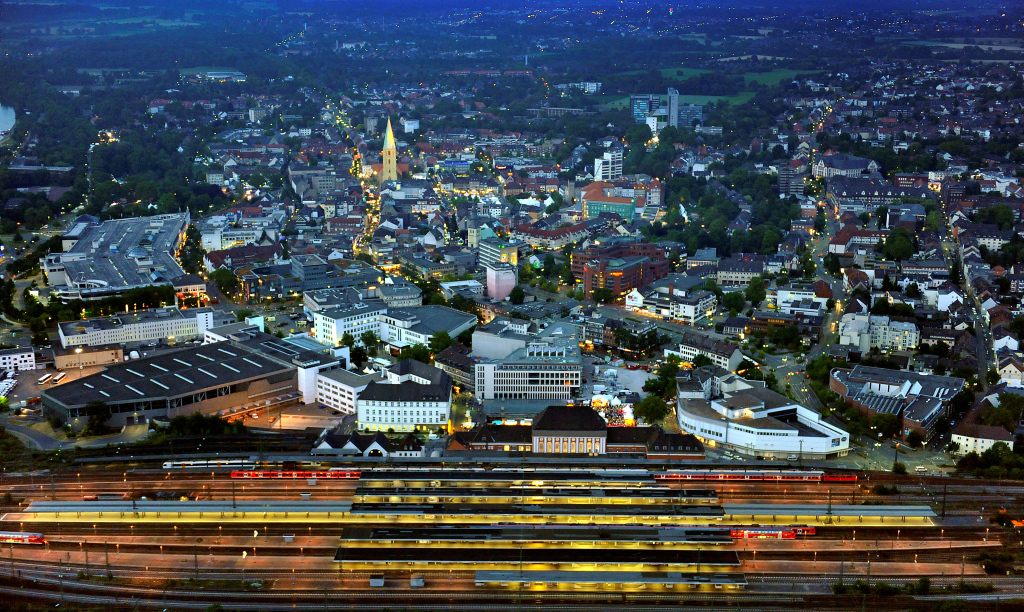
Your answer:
(381, 118), (398, 182)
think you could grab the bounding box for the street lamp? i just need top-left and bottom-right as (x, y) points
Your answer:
(75, 347), (83, 379)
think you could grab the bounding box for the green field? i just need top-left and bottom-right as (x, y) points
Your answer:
(600, 90), (756, 109)
(743, 69), (811, 85)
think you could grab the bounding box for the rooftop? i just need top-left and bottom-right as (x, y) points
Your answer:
(42, 342), (293, 409)
(52, 213), (188, 293)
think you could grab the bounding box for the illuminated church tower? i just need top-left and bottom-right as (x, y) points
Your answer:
(381, 118), (398, 183)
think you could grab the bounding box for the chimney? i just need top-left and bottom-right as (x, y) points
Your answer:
(669, 283), (675, 296)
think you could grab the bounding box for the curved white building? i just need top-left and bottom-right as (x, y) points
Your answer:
(676, 366), (850, 460)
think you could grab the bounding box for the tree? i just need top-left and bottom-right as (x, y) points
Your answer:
(905, 430), (924, 449)
(341, 333), (355, 348)
(722, 292), (746, 313)
(235, 309), (253, 323)
(986, 368), (1000, 386)
(429, 330), (455, 354)
(591, 288), (615, 303)
(350, 346), (368, 368)
(882, 227), (914, 261)
(397, 343), (432, 364)
(360, 331), (379, 348)
(509, 285), (525, 304)
(634, 395), (670, 425)
(858, 212), (870, 227)
(823, 254), (842, 277)
(870, 413), (901, 438)
(692, 354), (713, 368)
(209, 268), (238, 295)
(892, 461), (907, 475)
(745, 277), (766, 308)
(82, 400), (111, 436)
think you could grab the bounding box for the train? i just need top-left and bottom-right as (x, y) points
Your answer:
(654, 470), (857, 483)
(0, 532), (45, 545)
(163, 459), (256, 470)
(230, 470), (361, 479)
(729, 525), (815, 539)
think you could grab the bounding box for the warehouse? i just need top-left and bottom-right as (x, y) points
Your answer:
(41, 340), (300, 428)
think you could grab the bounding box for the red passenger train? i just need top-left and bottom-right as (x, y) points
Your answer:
(230, 470), (361, 479)
(654, 470), (857, 483)
(729, 525), (816, 539)
(0, 532), (46, 545)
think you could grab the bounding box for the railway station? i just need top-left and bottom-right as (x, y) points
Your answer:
(13, 500), (936, 527)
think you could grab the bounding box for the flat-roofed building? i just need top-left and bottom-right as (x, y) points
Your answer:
(317, 368), (386, 414)
(41, 340), (301, 429)
(313, 303), (388, 347)
(380, 306), (477, 348)
(474, 339), (583, 401)
(676, 366), (850, 460)
(43, 213), (190, 300)
(53, 344), (121, 371)
(57, 307), (232, 348)
(0, 347), (35, 372)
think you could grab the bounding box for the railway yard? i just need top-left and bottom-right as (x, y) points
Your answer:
(0, 461), (1021, 610)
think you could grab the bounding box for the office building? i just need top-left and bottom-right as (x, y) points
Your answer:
(434, 343), (475, 394)
(0, 347), (35, 372)
(830, 365), (966, 441)
(478, 238), (519, 268)
(630, 94), (661, 124)
(291, 254), (331, 290)
(379, 306), (477, 348)
(357, 359), (452, 432)
(666, 88), (680, 128)
(313, 303), (389, 347)
(474, 339), (583, 401)
(317, 368), (386, 414)
(57, 307), (231, 348)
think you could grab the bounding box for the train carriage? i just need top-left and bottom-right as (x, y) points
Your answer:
(0, 532), (45, 545)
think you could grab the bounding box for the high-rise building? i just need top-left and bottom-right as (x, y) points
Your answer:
(485, 262), (518, 301)
(478, 238), (519, 268)
(666, 88), (680, 128)
(593, 148), (623, 181)
(678, 104), (704, 127)
(630, 94), (661, 124)
(381, 117), (398, 183)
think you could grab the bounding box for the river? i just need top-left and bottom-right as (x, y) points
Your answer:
(0, 106), (15, 135)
